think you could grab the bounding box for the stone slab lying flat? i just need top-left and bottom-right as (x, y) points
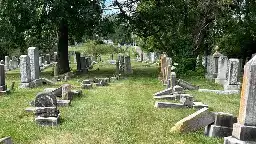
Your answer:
(0, 137), (13, 144)
(155, 102), (185, 108)
(154, 88), (172, 96)
(153, 95), (177, 100)
(35, 115), (60, 126)
(193, 102), (209, 109)
(198, 89), (239, 95)
(171, 107), (215, 133)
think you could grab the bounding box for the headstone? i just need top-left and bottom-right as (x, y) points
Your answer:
(215, 56), (228, 85)
(177, 79), (199, 90)
(0, 60), (4, 65)
(53, 52), (58, 62)
(35, 92), (57, 107)
(4, 56), (10, 71)
(170, 108), (215, 133)
(39, 56), (43, 67)
(205, 55), (215, 80)
(28, 47), (40, 80)
(45, 54), (50, 64)
(224, 55), (256, 143)
(53, 62), (59, 77)
(212, 49), (222, 78)
(150, 52), (156, 63)
(62, 84), (71, 100)
(124, 56), (132, 74)
(75, 52), (81, 71)
(19, 55), (32, 88)
(224, 59), (240, 90)
(0, 64), (6, 91)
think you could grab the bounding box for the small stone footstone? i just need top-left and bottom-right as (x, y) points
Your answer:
(173, 85), (184, 94)
(35, 92), (57, 107)
(170, 107), (215, 133)
(205, 112), (237, 138)
(62, 84), (71, 100)
(154, 88), (172, 96)
(35, 107), (59, 117)
(177, 79), (199, 90)
(180, 94), (194, 107)
(154, 102), (185, 108)
(193, 102), (208, 109)
(0, 137), (13, 144)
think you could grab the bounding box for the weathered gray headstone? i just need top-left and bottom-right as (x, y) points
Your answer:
(19, 55), (32, 88)
(62, 84), (71, 100)
(224, 55), (256, 143)
(53, 52), (58, 62)
(4, 56), (9, 71)
(215, 56), (228, 85)
(75, 52), (81, 71)
(124, 56), (132, 74)
(28, 47), (40, 80)
(224, 59), (240, 90)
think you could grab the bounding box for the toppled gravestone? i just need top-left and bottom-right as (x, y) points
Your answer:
(170, 108), (215, 133)
(94, 78), (109, 86)
(81, 80), (93, 89)
(0, 137), (13, 144)
(177, 79), (199, 90)
(34, 92), (60, 126)
(205, 112), (237, 138)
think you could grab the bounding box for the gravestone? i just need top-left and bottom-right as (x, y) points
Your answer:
(45, 54), (50, 64)
(215, 56), (228, 85)
(4, 56), (10, 71)
(205, 55), (215, 80)
(39, 56), (43, 67)
(53, 52), (58, 62)
(62, 84), (71, 100)
(9, 60), (13, 70)
(224, 55), (256, 143)
(124, 56), (132, 74)
(53, 62), (59, 77)
(35, 92), (57, 107)
(0, 60), (4, 65)
(0, 64), (6, 91)
(19, 55), (32, 88)
(116, 61), (120, 74)
(81, 80), (93, 89)
(75, 52), (81, 71)
(28, 47), (40, 80)
(212, 48), (222, 78)
(151, 52), (156, 63)
(224, 59), (240, 90)
(80, 56), (87, 72)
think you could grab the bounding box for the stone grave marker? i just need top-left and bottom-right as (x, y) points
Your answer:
(224, 59), (240, 90)
(215, 56), (228, 85)
(28, 47), (40, 80)
(19, 55), (32, 88)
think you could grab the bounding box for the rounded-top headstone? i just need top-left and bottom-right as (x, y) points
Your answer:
(35, 92), (57, 107)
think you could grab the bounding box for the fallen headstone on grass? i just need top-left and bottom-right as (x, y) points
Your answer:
(198, 89), (239, 95)
(170, 108), (215, 133)
(177, 79), (199, 90)
(0, 137), (13, 144)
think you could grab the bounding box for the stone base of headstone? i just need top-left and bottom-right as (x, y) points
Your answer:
(224, 84), (241, 91)
(224, 136), (256, 144)
(0, 85), (7, 91)
(35, 114), (60, 126)
(193, 102), (209, 109)
(232, 123), (256, 141)
(0, 136), (13, 144)
(81, 84), (93, 89)
(198, 89), (240, 95)
(215, 78), (227, 85)
(19, 82), (34, 88)
(57, 100), (71, 107)
(153, 95), (177, 100)
(206, 125), (233, 137)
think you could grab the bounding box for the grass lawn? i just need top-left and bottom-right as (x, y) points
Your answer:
(0, 58), (240, 144)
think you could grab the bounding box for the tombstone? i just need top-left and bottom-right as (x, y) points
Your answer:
(224, 59), (240, 90)
(9, 60), (13, 70)
(35, 92), (57, 107)
(39, 56), (43, 67)
(205, 55), (215, 80)
(224, 55), (256, 143)
(169, 72), (176, 89)
(53, 62), (59, 77)
(45, 54), (50, 64)
(124, 56), (132, 74)
(202, 56), (206, 67)
(73, 53), (77, 63)
(0, 64), (6, 91)
(4, 56), (10, 71)
(0, 60), (4, 65)
(151, 52), (156, 63)
(62, 84), (71, 100)
(19, 55), (32, 88)
(212, 48), (222, 78)
(28, 47), (40, 81)
(215, 56), (228, 85)
(75, 52), (81, 71)
(160, 54), (168, 83)
(80, 56), (87, 72)
(53, 52), (58, 62)
(81, 80), (93, 89)
(165, 57), (172, 84)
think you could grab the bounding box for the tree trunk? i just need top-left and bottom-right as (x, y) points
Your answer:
(57, 19), (70, 74)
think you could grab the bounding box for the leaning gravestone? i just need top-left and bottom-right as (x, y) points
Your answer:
(224, 56), (256, 143)
(224, 59), (240, 90)
(19, 55), (32, 88)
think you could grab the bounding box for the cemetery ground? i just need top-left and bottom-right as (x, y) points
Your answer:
(0, 58), (240, 144)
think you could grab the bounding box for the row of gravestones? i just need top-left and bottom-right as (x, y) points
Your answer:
(137, 52), (158, 63)
(204, 51), (242, 91)
(73, 52), (93, 73)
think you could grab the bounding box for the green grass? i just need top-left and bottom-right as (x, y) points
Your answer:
(0, 59), (240, 144)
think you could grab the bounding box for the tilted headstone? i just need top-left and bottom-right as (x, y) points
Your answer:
(224, 55), (256, 143)
(35, 92), (57, 107)
(0, 64), (6, 91)
(28, 47), (40, 80)
(215, 56), (228, 85)
(224, 59), (240, 90)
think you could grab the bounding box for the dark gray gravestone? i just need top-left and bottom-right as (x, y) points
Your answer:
(35, 92), (57, 107)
